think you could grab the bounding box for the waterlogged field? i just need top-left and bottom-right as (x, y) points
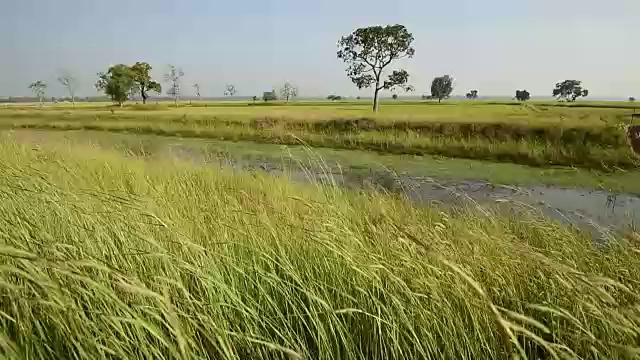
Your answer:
(1, 138), (640, 359)
(1, 100), (638, 170)
(7, 128), (640, 194)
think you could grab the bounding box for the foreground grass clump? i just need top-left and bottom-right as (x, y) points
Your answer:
(0, 141), (639, 359)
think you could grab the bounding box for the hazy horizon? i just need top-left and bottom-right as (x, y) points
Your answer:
(2, 0), (637, 99)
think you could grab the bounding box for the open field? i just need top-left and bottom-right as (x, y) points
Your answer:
(1, 138), (640, 359)
(1, 100), (639, 170)
(2, 100), (638, 126)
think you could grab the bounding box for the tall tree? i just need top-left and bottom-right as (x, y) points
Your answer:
(95, 64), (134, 108)
(57, 71), (78, 108)
(552, 80), (588, 102)
(280, 82), (298, 103)
(224, 84), (237, 97)
(164, 65), (184, 108)
(193, 83), (201, 99)
(465, 89), (478, 100)
(28, 80), (47, 107)
(430, 75), (454, 103)
(515, 90), (531, 102)
(129, 62), (161, 104)
(337, 24), (415, 112)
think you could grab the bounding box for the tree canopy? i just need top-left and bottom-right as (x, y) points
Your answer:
(431, 75), (454, 102)
(224, 84), (237, 96)
(165, 65), (185, 107)
(130, 62), (161, 104)
(95, 64), (134, 107)
(515, 90), (531, 102)
(465, 90), (478, 100)
(280, 82), (298, 103)
(57, 72), (78, 108)
(28, 80), (47, 107)
(553, 80), (588, 102)
(337, 24), (415, 112)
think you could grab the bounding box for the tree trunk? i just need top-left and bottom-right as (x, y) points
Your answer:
(71, 95), (75, 109)
(174, 97), (178, 108)
(373, 87), (380, 112)
(438, 97), (442, 103)
(142, 96), (147, 104)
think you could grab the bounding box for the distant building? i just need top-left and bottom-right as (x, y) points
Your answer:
(262, 90), (277, 101)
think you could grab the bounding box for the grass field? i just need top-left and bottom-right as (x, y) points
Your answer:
(2, 100), (637, 127)
(1, 100), (638, 170)
(1, 138), (640, 359)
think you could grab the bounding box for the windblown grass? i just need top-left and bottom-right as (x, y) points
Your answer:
(6, 118), (637, 170)
(8, 128), (640, 194)
(0, 140), (639, 359)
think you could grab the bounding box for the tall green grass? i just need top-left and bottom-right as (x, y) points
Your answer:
(0, 102), (637, 170)
(10, 128), (640, 194)
(0, 140), (639, 359)
(2, 118), (637, 170)
(0, 101), (640, 171)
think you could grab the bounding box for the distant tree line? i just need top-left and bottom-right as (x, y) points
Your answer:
(22, 23), (636, 110)
(29, 62), (297, 108)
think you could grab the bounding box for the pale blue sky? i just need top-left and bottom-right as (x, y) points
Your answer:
(1, 0), (638, 98)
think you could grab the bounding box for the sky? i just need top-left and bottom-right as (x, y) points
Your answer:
(1, 0), (638, 99)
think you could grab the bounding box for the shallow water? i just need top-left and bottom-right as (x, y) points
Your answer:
(375, 175), (639, 237)
(229, 161), (640, 236)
